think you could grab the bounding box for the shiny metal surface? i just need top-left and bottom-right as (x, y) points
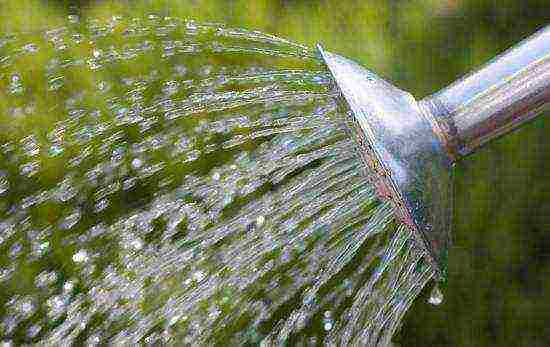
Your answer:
(422, 25), (550, 157)
(318, 25), (549, 279)
(318, 45), (454, 278)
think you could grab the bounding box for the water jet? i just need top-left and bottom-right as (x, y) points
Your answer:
(0, 14), (547, 346)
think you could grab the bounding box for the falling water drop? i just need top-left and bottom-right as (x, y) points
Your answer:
(428, 284), (444, 306)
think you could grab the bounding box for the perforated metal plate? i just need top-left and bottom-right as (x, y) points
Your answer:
(319, 45), (454, 279)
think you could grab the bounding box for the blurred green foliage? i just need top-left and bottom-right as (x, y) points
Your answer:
(1, 0), (549, 345)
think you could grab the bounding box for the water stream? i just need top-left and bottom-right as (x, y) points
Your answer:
(0, 15), (436, 345)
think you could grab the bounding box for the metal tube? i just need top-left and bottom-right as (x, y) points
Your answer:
(420, 25), (550, 159)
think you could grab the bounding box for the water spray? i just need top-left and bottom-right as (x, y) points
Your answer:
(1, 13), (546, 344)
(319, 26), (549, 278)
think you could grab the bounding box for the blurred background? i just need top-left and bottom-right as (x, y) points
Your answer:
(1, 0), (549, 345)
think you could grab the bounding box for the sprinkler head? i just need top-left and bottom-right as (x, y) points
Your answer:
(318, 46), (454, 278)
(318, 25), (550, 279)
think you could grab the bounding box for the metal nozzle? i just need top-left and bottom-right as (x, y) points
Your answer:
(318, 26), (550, 278)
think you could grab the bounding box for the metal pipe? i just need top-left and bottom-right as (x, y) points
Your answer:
(421, 26), (550, 159)
(319, 25), (549, 279)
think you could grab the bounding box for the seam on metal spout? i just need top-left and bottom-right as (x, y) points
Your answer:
(417, 98), (460, 163)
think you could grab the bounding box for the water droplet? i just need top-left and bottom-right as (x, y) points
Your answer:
(67, 14), (79, 23)
(0, 174), (9, 196)
(428, 285), (443, 306)
(63, 280), (75, 294)
(21, 135), (40, 157)
(186, 150), (200, 162)
(95, 199), (110, 212)
(8, 74), (24, 95)
(174, 136), (191, 154)
(123, 177), (138, 191)
(302, 290), (316, 306)
(131, 239), (143, 251)
(87, 58), (102, 70)
(97, 81), (109, 92)
(47, 76), (64, 91)
(174, 65), (187, 76)
(192, 271), (205, 282)
(199, 65), (213, 76)
(162, 80), (180, 95)
(24, 104), (36, 115)
(72, 33), (83, 43)
(35, 271), (58, 289)
(323, 321), (333, 331)
(48, 144), (64, 157)
(185, 21), (199, 35)
(72, 249), (89, 263)
(46, 295), (68, 319)
(256, 215), (265, 227)
(312, 75), (326, 84)
(0, 266), (15, 282)
(168, 314), (180, 326)
(132, 158), (143, 169)
(20, 161), (40, 177)
(22, 43), (39, 53)
(15, 296), (36, 319)
(54, 179), (77, 202)
(38, 241), (50, 254)
(60, 208), (81, 230)
(8, 242), (23, 259)
(210, 41), (224, 53)
(27, 324), (41, 338)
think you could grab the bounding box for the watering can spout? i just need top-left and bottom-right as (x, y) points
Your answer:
(318, 25), (550, 279)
